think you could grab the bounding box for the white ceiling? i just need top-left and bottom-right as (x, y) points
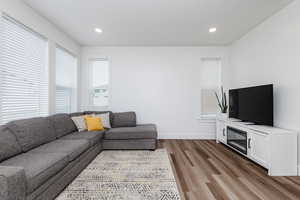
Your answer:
(23, 0), (293, 46)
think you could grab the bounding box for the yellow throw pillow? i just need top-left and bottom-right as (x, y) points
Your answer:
(84, 116), (105, 131)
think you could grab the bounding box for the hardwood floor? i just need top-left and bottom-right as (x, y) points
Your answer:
(158, 140), (300, 200)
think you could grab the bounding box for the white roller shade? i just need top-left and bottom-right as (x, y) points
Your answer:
(0, 14), (48, 124)
(200, 58), (222, 115)
(55, 47), (77, 113)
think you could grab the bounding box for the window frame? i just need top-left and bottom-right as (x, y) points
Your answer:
(88, 58), (111, 109)
(199, 57), (222, 119)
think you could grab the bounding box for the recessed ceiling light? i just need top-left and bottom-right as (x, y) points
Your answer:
(209, 27), (217, 33)
(94, 28), (103, 33)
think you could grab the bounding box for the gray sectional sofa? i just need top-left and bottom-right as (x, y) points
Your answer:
(0, 111), (157, 200)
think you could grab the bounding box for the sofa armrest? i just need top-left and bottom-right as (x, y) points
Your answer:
(0, 166), (26, 200)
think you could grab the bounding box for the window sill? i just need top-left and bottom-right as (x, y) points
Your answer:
(196, 114), (217, 121)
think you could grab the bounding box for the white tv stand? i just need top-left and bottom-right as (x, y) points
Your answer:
(216, 116), (298, 176)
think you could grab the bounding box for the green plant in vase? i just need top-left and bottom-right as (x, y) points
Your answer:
(215, 86), (228, 114)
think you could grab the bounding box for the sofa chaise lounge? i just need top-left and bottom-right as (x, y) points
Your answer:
(0, 111), (157, 200)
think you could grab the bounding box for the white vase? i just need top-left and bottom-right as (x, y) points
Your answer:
(217, 113), (228, 120)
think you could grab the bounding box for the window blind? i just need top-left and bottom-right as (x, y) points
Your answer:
(55, 47), (77, 113)
(0, 15), (48, 125)
(55, 86), (72, 113)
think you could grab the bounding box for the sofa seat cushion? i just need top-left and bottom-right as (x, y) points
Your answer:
(29, 140), (90, 162)
(61, 131), (105, 146)
(0, 125), (23, 162)
(104, 124), (157, 140)
(1, 152), (69, 194)
(48, 114), (77, 138)
(7, 117), (57, 152)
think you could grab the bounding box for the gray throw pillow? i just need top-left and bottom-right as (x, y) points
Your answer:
(71, 115), (87, 132)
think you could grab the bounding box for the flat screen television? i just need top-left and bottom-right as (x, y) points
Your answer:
(229, 84), (273, 126)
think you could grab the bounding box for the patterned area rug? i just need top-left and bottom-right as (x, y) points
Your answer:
(56, 149), (181, 200)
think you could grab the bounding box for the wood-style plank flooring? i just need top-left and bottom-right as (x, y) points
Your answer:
(158, 140), (300, 200)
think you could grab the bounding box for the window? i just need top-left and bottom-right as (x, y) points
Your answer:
(201, 89), (219, 115)
(55, 47), (77, 113)
(0, 15), (48, 124)
(200, 58), (222, 116)
(89, 59), (109, 107)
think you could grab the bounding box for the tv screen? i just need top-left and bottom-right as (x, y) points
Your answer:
(229, 84), (273, 126)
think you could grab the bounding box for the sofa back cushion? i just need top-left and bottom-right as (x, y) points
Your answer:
(112, 112), (137, 128)
(69, 112), (84, 117)
(0, 125), (22, 162)
(7, 117), (56, 152)
(48, 114), (77, 138)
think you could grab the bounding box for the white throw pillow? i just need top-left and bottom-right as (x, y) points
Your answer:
(93, 113), (111, 129)
(71, 115), (87, 132)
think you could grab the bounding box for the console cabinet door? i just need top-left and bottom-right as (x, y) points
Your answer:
(248, 131), (268, 168)
(216, 120), (226, 143)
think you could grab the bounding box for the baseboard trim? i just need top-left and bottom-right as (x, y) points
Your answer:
(158, 132), (216, 140)
(298, 165), (300, 176)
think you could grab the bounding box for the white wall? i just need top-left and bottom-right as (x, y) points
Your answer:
(0, 0), (81, 113)
(81, 46), (228, 139)
(227, 1), (300, 165)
